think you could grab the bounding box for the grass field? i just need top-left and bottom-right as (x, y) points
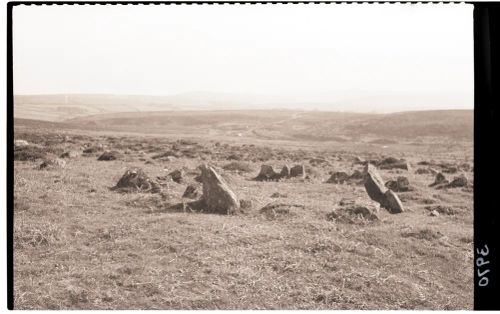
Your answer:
(13, 110), (473, 309)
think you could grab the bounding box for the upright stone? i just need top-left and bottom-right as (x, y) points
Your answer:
(429, 172), (448, 187)
(199, 164), (240, 214)
(279, 165), (290, 178)
(364, 163), (405, 214)
(289, 165), (306, 178)
(364, 164), (388, 203)
(255, 165), (279, 181)
(381, 190), (405, 213)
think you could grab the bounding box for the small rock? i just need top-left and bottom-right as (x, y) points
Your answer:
(349, 170), (364, 180)
(38, 158), (66, 169)
(385, 176), (413, 192)
(429, 172), (448, 188)
(326, 171), (350, 184)
(60, 151), (79, 159)
(165, 156), (177, 162)
(239, 199), (253, 210)
(97, 151), (122, 161)
(430, 210), (440, 217)
(169, 169), (184, 184)
(14, 140), (30, 148)
(260, 203), (304, 218)
(182, 184), (199, 199)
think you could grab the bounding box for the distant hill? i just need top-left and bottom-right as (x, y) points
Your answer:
(64, 109), (473, 141)
(343, 110), (473, 139)
(14, 94), (179, 121)
(14, 93), (473, 122)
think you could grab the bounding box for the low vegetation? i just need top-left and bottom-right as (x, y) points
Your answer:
(13, 111), (473, 310)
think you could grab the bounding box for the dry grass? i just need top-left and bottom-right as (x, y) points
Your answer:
(13, 123), (473, 310)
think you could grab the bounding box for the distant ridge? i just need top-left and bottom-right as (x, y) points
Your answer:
(14, 92), (473, 122)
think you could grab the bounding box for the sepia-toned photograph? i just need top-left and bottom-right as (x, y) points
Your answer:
(11, 3), (474, 310)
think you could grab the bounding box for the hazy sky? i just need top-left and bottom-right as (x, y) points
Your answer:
(13, 4), (473, 110)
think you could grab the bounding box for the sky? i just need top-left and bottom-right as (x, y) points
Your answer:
(13, 4), (474, 111)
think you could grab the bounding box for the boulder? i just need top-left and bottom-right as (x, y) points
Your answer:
(440, 163), (458, 174)
(447, 174), (468, 188)
(38, 158), (66, 170)
(97, 150), (122, 161)
(379, 157), (400, 165)
(112, 168), (160, 193)
(378, 157), (411, 171)
(326, 171), (350, 184)
(426, 205), (456, 215)
(60, 151), (79, 159)
(260, 203), (305, 219)
(429, 172), (448, 187)
(415, 168), (431, 175)
(182, 184), (199, 199)
(327, 198), (380, 222)
(83, 145), (104, 154)
(255, 165), (280, 181)
(385, 176), (413, 192)
(344, 199), (380, 220)
(199, 164), (240, 214)
(289, 165), (306, 178)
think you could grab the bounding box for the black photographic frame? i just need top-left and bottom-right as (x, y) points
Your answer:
(6, 1), (499, 310)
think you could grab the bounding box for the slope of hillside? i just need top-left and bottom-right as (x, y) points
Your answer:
(343, 110), (473, 140)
